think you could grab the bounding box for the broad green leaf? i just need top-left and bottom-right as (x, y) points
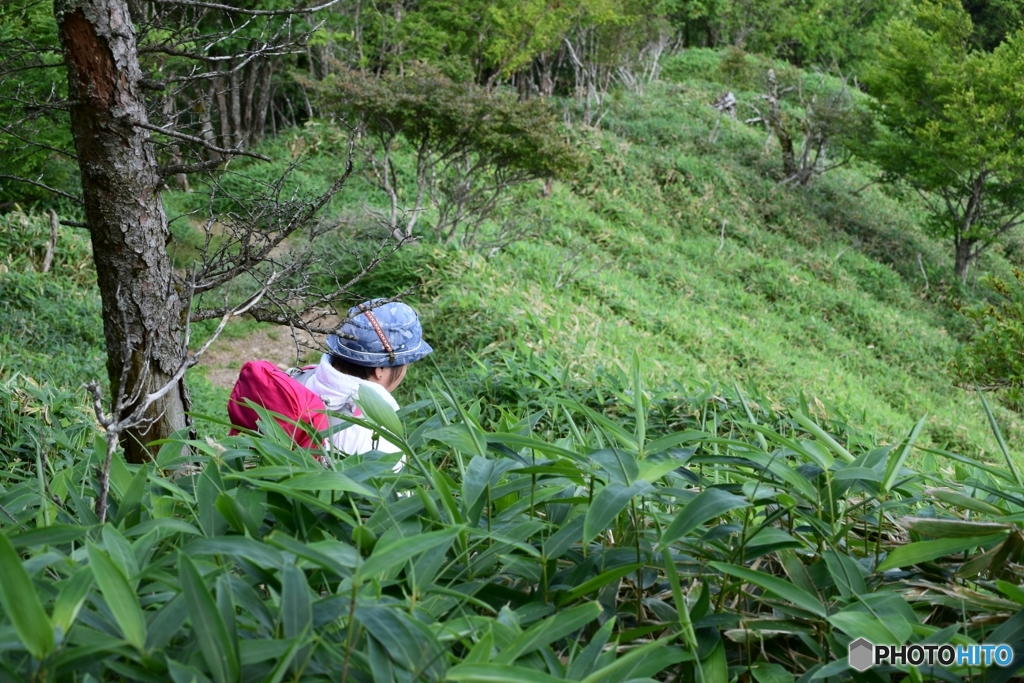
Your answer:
(581, 638), (690, 683)
(644, 431), (706, 458)
(178, 553), (240, 683)
(282, 472), (375, 496)
(447, 664), (568, 683)
(0, 532), (53, 659)
(696, 639), (728, 683)
(495, 602), (601, 664)
(51, 568), (94, 638)
(637, 449), (694, 483)
(464, 456), (496, 514)
(359, 527), (460, 580)
(709, 562), (826, 618)
(926, 489), (1004, 517)
(566, 400), (639, 451)
(356, 605), (440, 676)
(876, 533), (1007, 572)
(822, 551), (867, 599)
(750, 662), (795, 683)
(583, 480), (653, 545)
(557, 564), (643, 606)
(658, 488), (749, 550)
(281, 562), (312, 639)
(356, 384), (404, 438)
(591, 449), (639, 486)
(829, 610), (908, 645)
(10, 525), (88, 548)
(566, 618), (616, 680)
(87, 542), (147, 652)
(831, 467), (883, 482)
(902, 517), (1010, 537)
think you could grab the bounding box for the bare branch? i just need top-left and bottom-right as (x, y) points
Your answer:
(151, 0), (342, 16)
(0, 174), (83, 204)
(136, 121), (270, 161)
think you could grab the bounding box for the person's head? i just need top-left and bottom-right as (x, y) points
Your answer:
(325, 300), (432, 393)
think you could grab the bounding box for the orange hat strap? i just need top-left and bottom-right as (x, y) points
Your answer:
(358, 304), (396, 365)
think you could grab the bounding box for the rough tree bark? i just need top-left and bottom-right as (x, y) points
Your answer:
(55, 0), (188, 463)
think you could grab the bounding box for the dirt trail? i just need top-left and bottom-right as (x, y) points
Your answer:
(198, 323), (333, 389)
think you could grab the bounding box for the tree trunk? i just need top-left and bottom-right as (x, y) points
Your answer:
(56, 0), (189, 463)
(955, 236), (975, 284)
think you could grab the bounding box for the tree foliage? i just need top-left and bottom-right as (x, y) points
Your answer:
(863, 0), (1024, 281)
(315, 63), (579, 247)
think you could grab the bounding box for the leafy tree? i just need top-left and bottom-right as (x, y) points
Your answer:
(315, 63), (578, 247)
(952, 269), (1024, 408)
(864, 0), (1024, 282)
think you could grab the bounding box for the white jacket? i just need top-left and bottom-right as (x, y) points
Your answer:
(299, 354), (403, 465)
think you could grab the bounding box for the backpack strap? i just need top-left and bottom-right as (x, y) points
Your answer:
(287, 366), (357, 434)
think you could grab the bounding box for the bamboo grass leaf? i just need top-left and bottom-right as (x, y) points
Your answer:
(87, 541), (147, 652)
(178, 553), (240, 683)
(709, 562), (827, 618)
(0, 532), (53, 660)
(658, 488), (750, 550)
(876, 533), (1008, 572)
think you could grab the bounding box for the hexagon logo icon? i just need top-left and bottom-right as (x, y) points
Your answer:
(849, 638), (874, 672)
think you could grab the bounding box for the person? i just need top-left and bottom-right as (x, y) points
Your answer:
(297, 300), (432, 462)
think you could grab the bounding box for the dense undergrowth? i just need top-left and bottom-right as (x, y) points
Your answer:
(2, 357), (1024, 682)
(5, 48), (1024, 681)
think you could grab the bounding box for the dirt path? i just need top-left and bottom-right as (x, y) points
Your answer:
(198, 323), (333, 389)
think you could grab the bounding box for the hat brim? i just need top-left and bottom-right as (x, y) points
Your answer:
(326, 335), (433, 367)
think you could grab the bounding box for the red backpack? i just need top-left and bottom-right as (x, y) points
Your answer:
(227, 360), (329, 449)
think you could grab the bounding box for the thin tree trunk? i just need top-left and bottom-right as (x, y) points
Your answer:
(253, 62), (274, 146)
(955, 236), (974, 283)
(56, 0), (188, 464)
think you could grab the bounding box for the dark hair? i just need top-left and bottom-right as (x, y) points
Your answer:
(329, 354), (404, 383)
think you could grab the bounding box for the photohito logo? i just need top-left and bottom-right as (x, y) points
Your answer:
(848, 639), (1014, 672)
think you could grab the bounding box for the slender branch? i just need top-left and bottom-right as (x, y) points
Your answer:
(135, 122), (270, 161)
(0, 174), (83, 204)
(151, 0), (342, 15)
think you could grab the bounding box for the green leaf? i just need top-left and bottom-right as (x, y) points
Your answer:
(281, 562), (312, 639)
(709, 562), (826, 618)
(658, 488), (750, 550)
(557, 564), (643, 606)
(790, 411), (855, 464)
(178, 553), (240, 683)
(583, 480), (653, 545)
(902, 516), (1010, 537)
(750, 662), (795, 683)
(632, 348), (646, 454)
(829, 610), (908, 645)
(464, 455), (496, 515)
(876, 533), (1007, 572)
(926, 489), (1005, 517)
(356, 384), (404, 438)
(447, 664), (568, 683)
(359, 527), (461, 580)
(581, 638), (690, 683)
(10, 524), (88, 548)
(822, 550), (867, 599)
(881, 416), (926, 493)
(495, 602), (601, 664)
(0, 531), (53, 659)
(282, 472), (376, 496)
(51, 568), (94, 638)
(87, 541), (147, 652)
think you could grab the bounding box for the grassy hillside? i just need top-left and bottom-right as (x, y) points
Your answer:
(348, 49), (1014, 460)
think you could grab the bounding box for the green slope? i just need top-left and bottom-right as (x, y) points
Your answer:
(393, 51), (1019, 459)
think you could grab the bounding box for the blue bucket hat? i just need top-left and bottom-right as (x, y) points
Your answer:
(326, 300), (433, 367)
